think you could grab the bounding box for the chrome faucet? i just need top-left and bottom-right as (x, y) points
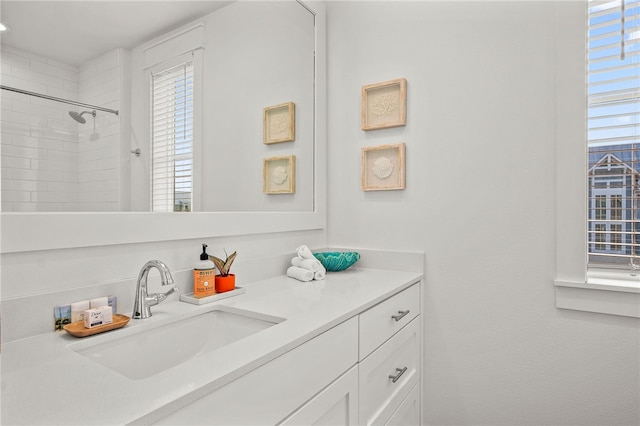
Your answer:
(132, 260), (179, 319)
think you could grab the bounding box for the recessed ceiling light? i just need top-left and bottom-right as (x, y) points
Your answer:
(0, 22), (11, 32)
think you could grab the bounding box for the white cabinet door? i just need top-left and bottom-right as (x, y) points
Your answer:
(280, 365), (359, 426)
(385, 382), (420, 426)
(359, 317), (421, 426)
(153, 318), (358, 425)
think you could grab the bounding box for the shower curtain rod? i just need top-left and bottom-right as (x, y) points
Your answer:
(0, 85), (119, 116)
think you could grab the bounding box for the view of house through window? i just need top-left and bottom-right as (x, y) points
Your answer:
(587, 0), (639, 270)
(151, 60), (194, 212)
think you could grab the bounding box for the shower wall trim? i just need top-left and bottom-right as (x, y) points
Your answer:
(0, 85), (120, 116)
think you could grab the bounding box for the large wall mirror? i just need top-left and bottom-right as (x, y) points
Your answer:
(0, 1), (326, 252)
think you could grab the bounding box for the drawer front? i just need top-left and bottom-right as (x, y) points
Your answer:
(359, 317), (421, 426)
(359, 282), (420, 359)
(385, 381), (420, 426)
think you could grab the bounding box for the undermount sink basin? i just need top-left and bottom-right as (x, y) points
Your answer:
(72, 308), (284, 380)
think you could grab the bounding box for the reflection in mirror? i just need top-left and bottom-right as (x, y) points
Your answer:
(0, 1), (315, 213)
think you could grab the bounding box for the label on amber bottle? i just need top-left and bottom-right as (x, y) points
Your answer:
(194, 269), (216, 298)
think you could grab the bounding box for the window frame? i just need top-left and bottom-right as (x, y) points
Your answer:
(150, 56), (195, 212)
(585, 0), (639, 270)
(554, 0), (640, 319)
(146, 49), (203, 212)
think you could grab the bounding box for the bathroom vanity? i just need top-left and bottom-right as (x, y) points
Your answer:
(1, 266), (423, 425)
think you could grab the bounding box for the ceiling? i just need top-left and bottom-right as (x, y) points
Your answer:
(0, 1), (231, 67)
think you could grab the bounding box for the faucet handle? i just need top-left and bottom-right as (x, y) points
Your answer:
(148, 285), (179, 306)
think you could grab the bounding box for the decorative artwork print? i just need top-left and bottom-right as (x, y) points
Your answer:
(362, 143), (406, 191)
(263, 155), (296, 194)
(361, 78), (407, 131)
(264, 102), (295, 144)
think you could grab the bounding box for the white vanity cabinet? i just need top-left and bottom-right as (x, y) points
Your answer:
(358, 283), (421, 426)
(153, 317), (359, 426)
(279, 282), (421, 426)
(152, 281), (422, 426)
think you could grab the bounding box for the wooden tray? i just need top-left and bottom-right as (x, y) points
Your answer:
(63, 314), (130, 338)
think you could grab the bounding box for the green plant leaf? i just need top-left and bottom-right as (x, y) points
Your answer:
(222, 251), (237, 275)
(209, 250), (237, 276)
(210, 255), (226, 275)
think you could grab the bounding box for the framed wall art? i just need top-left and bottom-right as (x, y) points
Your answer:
(361, 78), (407, 131)
(263, 155), (296, 194)
(361, 143), (405, 191)
(263, 102), (295, 144)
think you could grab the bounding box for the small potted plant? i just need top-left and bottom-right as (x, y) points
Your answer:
(210, 249), (237, 293)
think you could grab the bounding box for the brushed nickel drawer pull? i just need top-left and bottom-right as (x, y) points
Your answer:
(391, 310), (410, 321)
(389, 367), (408, 383)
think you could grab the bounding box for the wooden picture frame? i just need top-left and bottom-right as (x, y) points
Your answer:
(361, 78), (407, 131)
(263, 155), (296, 194)
(362, 143), (405, 191)
(263, 102), (295, 144)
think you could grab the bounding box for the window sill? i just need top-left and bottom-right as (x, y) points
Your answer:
(554, 275), (640, 318)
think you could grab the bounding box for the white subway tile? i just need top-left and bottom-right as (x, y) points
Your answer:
(1, 190), (31, 202)
(29, 59), (78, 83)
(9, 134), (39, 148)
(0, 48), (31, 69)
(2, 179), (47, 192)
(47, 181), (79, 193)
(11, 168), (65, 182)
(1, 121), (32, 136)
(34, 138), (66, 152)
(31, 191), (78, 203)
(47, 149), (78, 163)
(30, 158), (76, 173)
(1, 144), (46, 160)
(1, 155), (31, 169)
(79, 179), (119, 192)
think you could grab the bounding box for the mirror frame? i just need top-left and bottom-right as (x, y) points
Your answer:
(0, 1), (326, 254)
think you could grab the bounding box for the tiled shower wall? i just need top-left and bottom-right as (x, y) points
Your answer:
(1, 46), (123, 211)
(1, 46), (81, 211)
(78, 49), (123, 211)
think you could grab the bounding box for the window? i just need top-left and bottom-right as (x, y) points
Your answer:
(587, 0), (639, 271)
(151, 59), (194, 212)
(554, 1), (638, 319)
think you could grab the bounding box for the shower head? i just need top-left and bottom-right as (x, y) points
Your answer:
(68, 110), (96, 124)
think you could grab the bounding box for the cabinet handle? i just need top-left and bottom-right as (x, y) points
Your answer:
(391, 310), (410, 321)
(388, 367), (408, 383)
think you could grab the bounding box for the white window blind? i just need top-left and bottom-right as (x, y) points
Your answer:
(151, 60), (194, 212)
(587, 0), (640, 269)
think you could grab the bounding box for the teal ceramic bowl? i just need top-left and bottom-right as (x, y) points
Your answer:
(313, 252), (360, 272)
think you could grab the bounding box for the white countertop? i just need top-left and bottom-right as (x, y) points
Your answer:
(1, 267), (422, 425)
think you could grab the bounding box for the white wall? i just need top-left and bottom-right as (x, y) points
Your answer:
(129, 1), (316, 212)
(325, 2), (639, 425)
(202, 1), (315, 212)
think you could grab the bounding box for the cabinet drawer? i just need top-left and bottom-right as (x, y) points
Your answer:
(359, 317), (421, 426)
(385, 381), (420, 426)
(359, 282), (420, 359)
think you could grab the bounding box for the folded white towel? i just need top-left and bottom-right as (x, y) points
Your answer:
(314, 269), (326, 280)
(296, 245), (315, 260)
(291, 256), (323, 273)
(287, 266), (313, 282)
